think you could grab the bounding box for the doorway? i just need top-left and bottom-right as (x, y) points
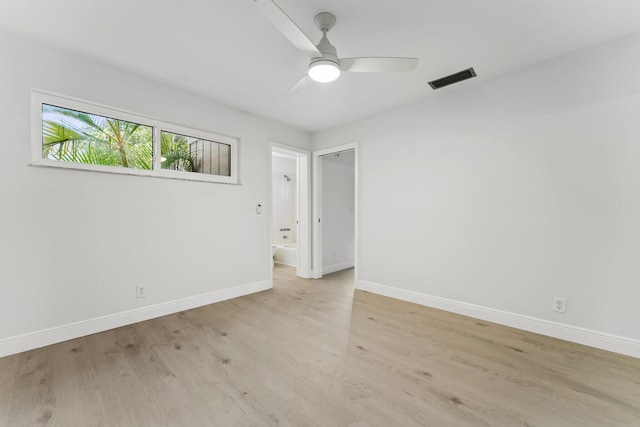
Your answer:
(312, 143), (358, 283)
(270, 143), (311, 279)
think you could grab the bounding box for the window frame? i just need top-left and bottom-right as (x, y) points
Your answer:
(155, 125), (236, 182)
(31, 90), (240, 184)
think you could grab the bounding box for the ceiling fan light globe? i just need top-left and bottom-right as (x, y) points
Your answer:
(308, 60), (341, 83)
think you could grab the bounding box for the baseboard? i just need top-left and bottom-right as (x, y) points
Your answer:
(274, 261), (296, 267)
(322, 262), (355, 275)
(359, 280), (640, 359)
(0, 280), (272, 358)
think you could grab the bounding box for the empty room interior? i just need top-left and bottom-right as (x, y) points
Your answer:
(1, 0), (640, 425)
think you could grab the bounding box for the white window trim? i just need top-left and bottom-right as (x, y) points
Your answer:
(31, 90), (240, 185)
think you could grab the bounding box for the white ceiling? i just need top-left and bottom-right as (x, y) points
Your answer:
(2, 0), (640, 132)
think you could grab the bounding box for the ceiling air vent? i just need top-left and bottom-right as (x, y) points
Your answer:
(428, 67), (477, 90)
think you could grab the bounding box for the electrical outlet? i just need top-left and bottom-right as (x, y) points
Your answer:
(136, 285), (146, 299)
(553, 296), (566, 313)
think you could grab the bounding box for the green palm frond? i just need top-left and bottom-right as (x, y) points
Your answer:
(161, 132), (197, 172)
(42, 105), (152, 169)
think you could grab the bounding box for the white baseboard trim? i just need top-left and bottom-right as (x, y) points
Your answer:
(359, 280), (640, 359)
(274, 261), (296, 267)
(0, 280), (272, 358)
(322, 262), (355, 275)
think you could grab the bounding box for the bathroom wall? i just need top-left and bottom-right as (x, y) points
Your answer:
(272, 155), (297, 244)
(321, 150), (355, 274)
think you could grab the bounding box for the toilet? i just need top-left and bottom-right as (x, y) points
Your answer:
(271, 244), (277, 266)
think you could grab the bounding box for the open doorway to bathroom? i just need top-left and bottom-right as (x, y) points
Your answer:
(313, 143), (358, 283)
(270, 144), (311, 279)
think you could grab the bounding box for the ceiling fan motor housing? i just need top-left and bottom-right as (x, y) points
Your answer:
(312, 35), (339, 65)
(308, 29), (341, 83)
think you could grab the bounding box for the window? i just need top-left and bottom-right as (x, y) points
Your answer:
(160, 131), (231, 176)
(43, 104), (153, 170)
(32, 91), (239, 184)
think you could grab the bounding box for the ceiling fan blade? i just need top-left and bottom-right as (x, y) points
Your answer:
(340, 57), (419, 73)
(285, 75), (313, 95)
(254, 0), (322, 58)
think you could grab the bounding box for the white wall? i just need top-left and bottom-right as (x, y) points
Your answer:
(272, 155), (297, 244)
(313, 31), (640, 356)
(321, 150), (355, 274)
(0, 31), (311, 355)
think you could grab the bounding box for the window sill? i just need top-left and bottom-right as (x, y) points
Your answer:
(29, 160), (241, 185)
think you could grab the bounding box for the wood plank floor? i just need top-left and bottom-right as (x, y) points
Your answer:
(1, 265), (639, 426)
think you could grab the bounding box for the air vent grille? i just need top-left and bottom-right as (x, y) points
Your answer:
(428, 67), (477, 90)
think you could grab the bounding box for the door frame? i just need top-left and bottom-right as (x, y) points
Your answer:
(270, 142), (311, 279)
(312, 142), (358, 285)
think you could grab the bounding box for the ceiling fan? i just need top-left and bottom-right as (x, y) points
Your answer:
(254, 0), (419, 94)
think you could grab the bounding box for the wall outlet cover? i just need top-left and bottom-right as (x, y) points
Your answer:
(553, 296), (567, 313)
(136, 285), (146, 299)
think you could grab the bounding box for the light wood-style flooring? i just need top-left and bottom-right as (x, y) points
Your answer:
(1, 265), (639, 426)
